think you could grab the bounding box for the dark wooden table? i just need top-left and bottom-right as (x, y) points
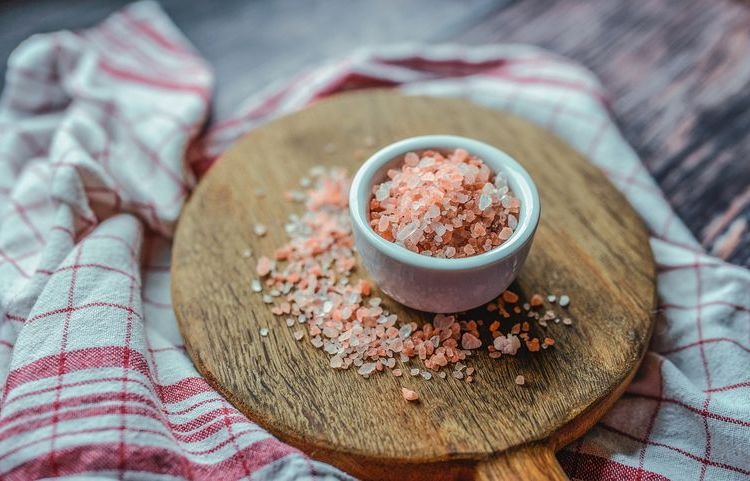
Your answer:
(2, 0), (748, 266)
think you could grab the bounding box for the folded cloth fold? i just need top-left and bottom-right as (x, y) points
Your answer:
(0, 2), (747, 480)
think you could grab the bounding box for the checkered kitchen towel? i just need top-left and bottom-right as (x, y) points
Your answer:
(1, 2), (748, 480)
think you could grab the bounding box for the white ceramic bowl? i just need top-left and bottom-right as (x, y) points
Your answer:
(349, 135), (540, 313)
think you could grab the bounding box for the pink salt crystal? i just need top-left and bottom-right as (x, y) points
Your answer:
(461, 332), (482, 350)
(401, 387), (419, 401)
(498, 227), (513, 240)
(393, 369), (403, 377)
(256, 256), (273, 277)
(369, 149), (520, 258)
(493, 334), (521, 355)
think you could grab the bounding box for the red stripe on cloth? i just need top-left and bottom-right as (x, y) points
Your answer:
(623, 393), (750, 428)
(99, 60), (208, 98)
(2, 436), (296, 481)
(558, 451), (670, 481)
(120, 10), (193, 56)
(0, 397), (256, 444)
(4, 347), (216, 403)
(600, 423), (750, 477)
(1, 380), (227, 434)
(705, 381), (750, 394)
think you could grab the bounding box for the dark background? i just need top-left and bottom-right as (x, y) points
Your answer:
(1, 0), (749, 266)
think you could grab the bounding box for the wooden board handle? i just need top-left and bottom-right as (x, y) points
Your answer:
(475, 444), (569, 481)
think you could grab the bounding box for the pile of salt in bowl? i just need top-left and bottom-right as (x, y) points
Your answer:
(252, 166), (571, 402)
(369, 149), (520, 258)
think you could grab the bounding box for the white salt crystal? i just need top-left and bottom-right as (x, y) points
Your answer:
(420, 371), (432, 380)
(410, 368), (420, 376)
(330, 355), (343, 368)
(399, 324), (413, 339)
(426, 204), (440, 219)
(251, 279), (262, 293)
(508, 214), (518, 229)
(259, 327), (269, 337)
(396, 221), (418, 242)
(559, 295), (570, 307)
(479, 193), (492, 211)
(375, 182), (391, 201)
(501, 195), (512, 208)
(254, 223), (267, 236)
(358, 363), (376, 376)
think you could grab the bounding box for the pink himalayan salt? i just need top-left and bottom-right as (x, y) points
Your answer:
(461, 332), (482, 350)
(252, 166), (560, 386)
(401, 387), (419, 401)
(256, 256), (274, 277)
(369, 148), (521, 258)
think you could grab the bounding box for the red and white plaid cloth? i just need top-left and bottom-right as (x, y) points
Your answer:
(1, 3), (747, 480)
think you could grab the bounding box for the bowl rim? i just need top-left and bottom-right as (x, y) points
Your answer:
(349, 135), (541, 271)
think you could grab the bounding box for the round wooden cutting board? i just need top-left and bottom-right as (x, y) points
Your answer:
(172, 91), (656, 481)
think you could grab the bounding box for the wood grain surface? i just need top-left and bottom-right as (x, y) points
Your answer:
(2, 0), (747, 266)
(171, 91), (657, 480)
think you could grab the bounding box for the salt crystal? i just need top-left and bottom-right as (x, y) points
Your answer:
(254, 223), (268, 236)
(286, 318), (295, 327)
(369, 149), (520, 258)
(420, 371), (432, 380)
(461, 332), (482, 350)
(330, 355), (344, 368)
(262, 294), (273, 304)
(559, 295), (570, 307)
(401, 387), (419, 401)
(547, 295), (557, 303)
(410, 368), (420, 377)
(293, 330), (304, 341)
(259, 327), (269, 337)
(563, 317), (573, 325)
(515, 375), (525, 385)
(242, 249), (253, 258)
(358, 363), (376, 376)
(478, 193), (492, 211)
(251, 279), (262, 292)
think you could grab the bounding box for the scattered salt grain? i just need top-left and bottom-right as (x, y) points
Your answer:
(515, 375), (525, 385)
(242, 248), (253, 258)
(547, 295), (557, 303)
(559, 295), (570, 307)
(254, 223), (268, 236)
(563, 317), (573, 325)
(259, 327), (269, 337)
(358, 363), (377, 376)
(256, 256), (273, 277)
(401, 387), (419, 401)
(250, 167), (573, 400)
